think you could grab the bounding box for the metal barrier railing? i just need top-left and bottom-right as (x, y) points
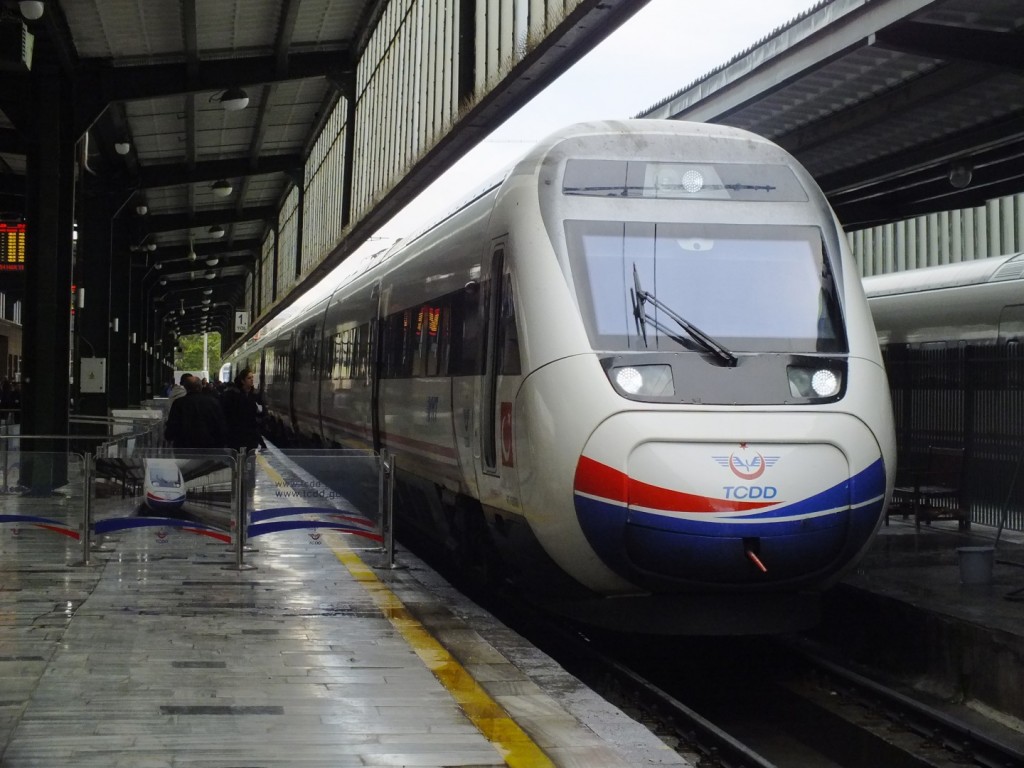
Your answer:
(0, 442), (395, 571)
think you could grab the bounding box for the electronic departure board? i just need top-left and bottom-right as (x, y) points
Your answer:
(0, 222), (26, 272)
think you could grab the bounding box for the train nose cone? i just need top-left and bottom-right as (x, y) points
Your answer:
(573, 413), (887, 589)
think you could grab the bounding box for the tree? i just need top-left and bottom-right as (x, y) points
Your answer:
(175, 333), (222, 377)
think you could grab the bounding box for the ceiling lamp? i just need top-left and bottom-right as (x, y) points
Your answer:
(218, 87), (249, 111)
(114, 140), (131, 155)
(205, 258), (219, 267)
(202, 288), (213, 295)
(948, 159), (973, 190)
(153, 262), (162, 270)
(206, 271), (217, 280)
(159, 279), (167, 286)
(146, 243), (157, 251)
(188, 248), (197, 262)
(135, 204), (148, 215)
(211, 179), (233, 197)
(19, 2), (44, 21)
(202, 298), (211, 305)
(208, 224), (225, 238)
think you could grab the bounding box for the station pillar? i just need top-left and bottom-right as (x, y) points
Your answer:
(73, 185), (114, 419)
(21, 38), (74, 454)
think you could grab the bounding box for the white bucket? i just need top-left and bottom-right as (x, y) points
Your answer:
(957, 546), (995, 585)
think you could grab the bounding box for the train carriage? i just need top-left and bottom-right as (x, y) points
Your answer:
(231, 120), (897, 634)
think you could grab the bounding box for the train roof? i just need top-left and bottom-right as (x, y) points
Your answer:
(865, 252), (1024, 345)
(863, 252), (1024, 298)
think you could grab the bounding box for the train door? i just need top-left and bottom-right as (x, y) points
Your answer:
(287, 334), (299, 435)
(475, 240), (523, 511)
(371, 281), (384, 453)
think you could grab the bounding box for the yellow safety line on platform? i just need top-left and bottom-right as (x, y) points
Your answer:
(256, 454), (555, 768)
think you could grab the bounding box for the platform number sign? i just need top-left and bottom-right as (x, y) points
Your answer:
(235, 311), (249, 333)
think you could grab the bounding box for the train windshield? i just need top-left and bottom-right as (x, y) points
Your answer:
(565, 221), (845, 354)
(148, 466), (182, 488)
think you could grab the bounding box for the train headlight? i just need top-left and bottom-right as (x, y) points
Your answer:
(681, 169), (704, 193)
(612, 365), (674, 397)
(788, 366), (842, 399)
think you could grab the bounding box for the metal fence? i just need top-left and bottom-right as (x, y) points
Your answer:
(885, 342), (1024, 530)
(0, 437), (394, 569)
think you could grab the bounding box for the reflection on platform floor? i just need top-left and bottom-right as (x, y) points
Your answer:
(0, 445), (678, 768)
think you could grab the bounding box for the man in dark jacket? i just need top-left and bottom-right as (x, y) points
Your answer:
(164, 375), (228, 451)
(221, 368), (265, 453)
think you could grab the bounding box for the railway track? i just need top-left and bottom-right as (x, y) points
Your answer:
(425, 557), (1024, 767)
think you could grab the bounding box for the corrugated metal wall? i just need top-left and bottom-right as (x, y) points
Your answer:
(351, 0), (463, 219)
(277, 187), (300, 298)
(260, 0), (585, 311)
(850, 192), (1024, 276)
(303, 106), (348, 275)
(260, 231), (275, 315)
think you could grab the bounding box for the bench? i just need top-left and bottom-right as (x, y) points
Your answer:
(887, 446), (970, 530)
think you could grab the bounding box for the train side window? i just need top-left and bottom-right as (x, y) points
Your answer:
(401, 309), (415, 376)
(411, 306), (430, 378)
(498, 275), (521, 376)
(264, 348), (276, 386)
(383, 314), (397, 377)
(384, 309), (415, 378)
(450, 281), (482, 375)
(354, 323), (371, 383)
(330, 331), (352, 381)
(439, 304), (452, 376)
(341, 330), (352, 380)
(423, 304), (443, 376)
(294, 328), (319, 382)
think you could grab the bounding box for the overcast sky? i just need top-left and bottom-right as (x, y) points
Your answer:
(378, 0), (821, 239)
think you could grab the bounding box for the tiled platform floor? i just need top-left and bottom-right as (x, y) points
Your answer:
(0, 448), (683, 768)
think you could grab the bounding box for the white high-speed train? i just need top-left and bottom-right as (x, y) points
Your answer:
(232, 120), (896, 633)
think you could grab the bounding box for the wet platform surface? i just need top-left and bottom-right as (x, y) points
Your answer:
(0, 446), (682, 768)
(7, 441), (1024, 765)
(818, 515), (1024, 739)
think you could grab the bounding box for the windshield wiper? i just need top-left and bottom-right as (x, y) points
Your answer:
(630, 264), (737, 367)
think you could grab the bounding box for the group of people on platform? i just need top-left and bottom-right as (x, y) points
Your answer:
(163, 369), (266, 454)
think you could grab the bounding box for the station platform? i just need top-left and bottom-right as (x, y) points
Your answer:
(0, 445), (683, 768)
(814, 515), (1024, 740)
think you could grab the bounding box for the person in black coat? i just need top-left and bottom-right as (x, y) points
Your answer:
(221, 369), (265, 454)
(164, 375), (228, 451)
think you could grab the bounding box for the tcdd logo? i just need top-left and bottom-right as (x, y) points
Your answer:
(723, 485), (778, 500)
(713, 450), (779, 480)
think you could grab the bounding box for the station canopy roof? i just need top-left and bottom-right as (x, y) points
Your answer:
(0, 0), (638, 336)
(0, 0), (393, 334)
(639, 0), (1024, 231)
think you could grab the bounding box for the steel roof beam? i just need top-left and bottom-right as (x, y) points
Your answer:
(150, 255), (257, 274)
(153, 266), (249, 284)
(142, 207), (276, 235)
(82, 51), (354, 105)
(146, 239), (261, 261)
(873, 22), (1024, 73)
(819, 112), (1024, 198)
(136, 155), (303, 190)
